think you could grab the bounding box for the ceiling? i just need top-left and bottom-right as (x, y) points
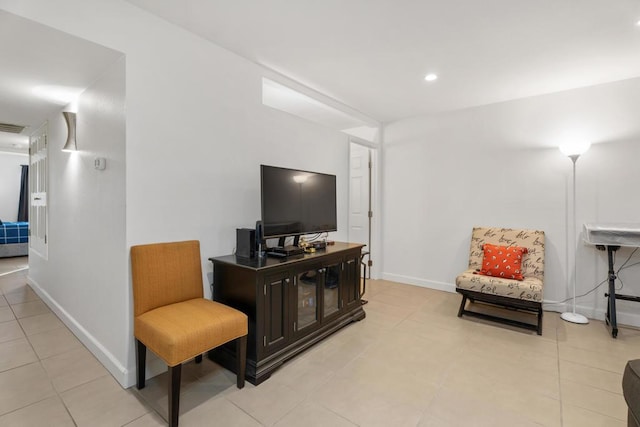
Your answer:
(126, 0), (640, 123)
(2, 1), (639, 153)
(0, 10), (123, 153)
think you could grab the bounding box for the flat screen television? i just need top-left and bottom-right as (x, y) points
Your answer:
(260, 165), (337, 240)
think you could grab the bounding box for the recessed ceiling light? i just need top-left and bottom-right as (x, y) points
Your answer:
(424, 73), (438, 82)
(636, 19), (640, 26)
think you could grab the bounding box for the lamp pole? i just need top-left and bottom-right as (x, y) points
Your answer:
(560, 150), (589, 324)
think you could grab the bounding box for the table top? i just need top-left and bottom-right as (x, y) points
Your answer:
(209, 241), (365, 271)
(583, 223), (640, 247)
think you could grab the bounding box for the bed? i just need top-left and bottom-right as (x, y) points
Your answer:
(0, 221), (29, 258)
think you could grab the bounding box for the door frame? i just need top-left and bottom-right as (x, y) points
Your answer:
(348, 136), (380, 279)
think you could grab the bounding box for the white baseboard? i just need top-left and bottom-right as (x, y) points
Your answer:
(382, 273), (640, 329)
(0, 267), (28, 277)
(609, 309), (640, 329)
(544, 302), (640, 329)
(28, 275), (183, 388)
(381, 272), (456, 293)
(27, 275), (130, 387)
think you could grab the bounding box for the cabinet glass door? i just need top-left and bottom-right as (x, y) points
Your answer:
(324, 262), (341, 318)
(296, 268), (320, 331)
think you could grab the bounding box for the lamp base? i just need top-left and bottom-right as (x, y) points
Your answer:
(561, 312), (589, 324)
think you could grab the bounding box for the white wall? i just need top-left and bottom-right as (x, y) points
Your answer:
(0, 152), (28, 221)
(383, 76), (640, 326)
(28, 55), (127, 379)
(1, 0), (351, 387)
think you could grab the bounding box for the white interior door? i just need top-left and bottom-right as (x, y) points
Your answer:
(348, 142), (371, 249)
(29, 123), (48, 258)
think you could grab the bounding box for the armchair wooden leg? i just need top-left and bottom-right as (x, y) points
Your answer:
(457, 295), (468, 317)
(135, 339), (146, 389)
(168, 364), (182, 427)
(537, 307), (544, 336)
(236, 335), (247, 389)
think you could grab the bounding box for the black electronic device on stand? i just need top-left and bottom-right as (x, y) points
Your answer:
(266, 245), (305, 258)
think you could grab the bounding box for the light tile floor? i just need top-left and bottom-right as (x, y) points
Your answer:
(0, 256), (28, 276)
(0, 262), (637, 426)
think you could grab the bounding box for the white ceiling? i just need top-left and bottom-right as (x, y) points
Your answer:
(0, 10), (123, 153)
(126, 0), (640, 123)
(2, 1), (639, 153)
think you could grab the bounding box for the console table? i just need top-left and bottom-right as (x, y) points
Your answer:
(209, 242), (366, 384)
(584, 224), (640, 338)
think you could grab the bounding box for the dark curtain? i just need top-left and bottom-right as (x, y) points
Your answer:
(17, 165), (28, 222)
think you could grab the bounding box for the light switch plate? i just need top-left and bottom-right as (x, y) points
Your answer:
(94, 157), (106, 170)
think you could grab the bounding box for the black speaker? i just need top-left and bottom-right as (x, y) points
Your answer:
(236, 228), (256, 259)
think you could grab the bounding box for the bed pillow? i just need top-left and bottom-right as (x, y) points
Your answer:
(479, 243), (527, 281)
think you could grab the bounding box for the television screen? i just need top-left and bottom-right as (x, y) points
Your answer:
(261, 165), (337, 239)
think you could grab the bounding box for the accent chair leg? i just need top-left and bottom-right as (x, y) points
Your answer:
(236, 335), (247, 389)
(168, 364), (182, 427)
(135, 339), (146, 389)
(537, 306), (543, 336)
(457, 295), (468, 317)
(195, 354), (203, 364)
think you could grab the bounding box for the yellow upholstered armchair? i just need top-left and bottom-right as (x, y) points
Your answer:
(455, 227), (545, 334)
(131, 240), (248, 427)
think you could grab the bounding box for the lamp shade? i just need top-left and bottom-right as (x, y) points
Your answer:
(62, 111), (77, 152)
(559, 142), (590, 157)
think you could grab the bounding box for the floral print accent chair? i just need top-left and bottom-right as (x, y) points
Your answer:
(455, 227), (545, 335)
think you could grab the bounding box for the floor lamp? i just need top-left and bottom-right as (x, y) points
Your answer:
(559, 142), (590, 324)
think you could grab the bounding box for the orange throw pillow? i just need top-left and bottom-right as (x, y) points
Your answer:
(479, 243), (527, 281)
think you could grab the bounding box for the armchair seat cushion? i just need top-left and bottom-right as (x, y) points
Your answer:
(135, 298), (248, 366)
(456, 269), (543, 302)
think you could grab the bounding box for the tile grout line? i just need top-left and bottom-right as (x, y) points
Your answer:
(0, 361), (53, 417)
(0, 272), (64, 421)
(0, 271), (80, 426)
(225, 396), (267, 426)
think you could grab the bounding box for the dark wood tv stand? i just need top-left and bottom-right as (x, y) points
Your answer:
(209, 242), (366, 385)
